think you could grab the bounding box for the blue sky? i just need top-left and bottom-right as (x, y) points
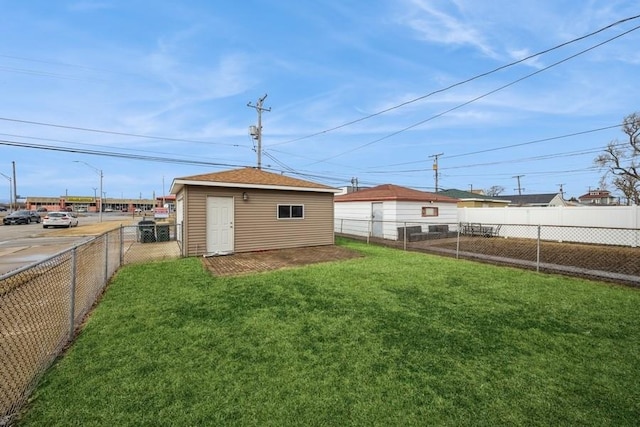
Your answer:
(1, 1), (638, 202)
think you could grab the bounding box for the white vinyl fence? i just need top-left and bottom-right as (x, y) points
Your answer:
(458, 205), (639, 227)
(457, 205), (640, 247)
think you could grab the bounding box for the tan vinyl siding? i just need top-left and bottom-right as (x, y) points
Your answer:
(183, 185), (334, 255)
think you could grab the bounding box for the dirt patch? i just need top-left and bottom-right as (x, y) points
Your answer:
(202, 245), (363, 276)
(420, 237), (640, 276)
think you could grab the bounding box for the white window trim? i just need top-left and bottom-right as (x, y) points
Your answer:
(421, 206), (439, 217)
(277, 204), (305, 220)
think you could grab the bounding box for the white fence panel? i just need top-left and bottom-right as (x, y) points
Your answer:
(458, 206), (639, 228)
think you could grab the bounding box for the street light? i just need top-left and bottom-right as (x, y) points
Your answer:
(74, 161), (103, 223)
(0, 172), (12, 212)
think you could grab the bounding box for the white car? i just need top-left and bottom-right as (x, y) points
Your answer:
(42, 212), (79, 228)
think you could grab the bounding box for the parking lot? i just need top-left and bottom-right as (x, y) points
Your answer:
(0, 212), (139, 275)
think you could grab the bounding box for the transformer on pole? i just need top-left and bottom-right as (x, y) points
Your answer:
(247, 94), (271, 169)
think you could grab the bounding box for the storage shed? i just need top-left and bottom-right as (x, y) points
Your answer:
(170, 167), (339, 256)
(335, 184), (459, 240)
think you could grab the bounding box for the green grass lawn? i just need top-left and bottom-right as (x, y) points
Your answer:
(19, 238), (640, 426)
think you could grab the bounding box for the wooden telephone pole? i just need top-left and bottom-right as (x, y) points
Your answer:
(247, 94), (271, 169)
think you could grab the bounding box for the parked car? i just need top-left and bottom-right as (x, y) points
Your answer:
(36, 207), (48, 212)
(42, 212), (79, 228)
(104, 208), (114, 212)
(0, 207), (7, 211)
(3, 210), (41, 225)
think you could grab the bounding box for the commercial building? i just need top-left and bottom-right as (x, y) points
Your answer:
(24, 195), (158, 213)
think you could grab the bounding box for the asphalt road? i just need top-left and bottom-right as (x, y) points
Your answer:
(0, 212), (135, 276)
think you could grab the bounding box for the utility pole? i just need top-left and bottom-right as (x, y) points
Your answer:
(247, 94), (271, 170)
(429, 153), (444, 192)
(513, 175), (525, 196)
(12, 161), (17, 210)
(557, 183), (565, 198)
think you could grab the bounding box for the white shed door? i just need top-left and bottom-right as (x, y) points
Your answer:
(206, 196), (234, 255)
(371, 202), (383, 238)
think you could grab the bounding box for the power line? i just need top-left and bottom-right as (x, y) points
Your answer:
(0, 137), (352, 188)
(0, 132), (252, 163)
(309, 23), (640, 165)
(364, 144), (616, 175)
(361, 123), (623, 169)
(0, 117), (242, 148)
(0, 139), (247, 169)
(270, 14), (640, 148)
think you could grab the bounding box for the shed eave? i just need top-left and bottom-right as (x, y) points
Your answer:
(170, 179), (339, 194)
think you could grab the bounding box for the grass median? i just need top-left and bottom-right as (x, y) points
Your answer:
(18, 238), (640, 426)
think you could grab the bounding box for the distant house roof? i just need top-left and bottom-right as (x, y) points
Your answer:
(438, 189), (510, 204)
(493, 193), (566, 206)
(170, 167), (339, 194)
(577, 189), (618, 205)
(335, 184), (458, 203)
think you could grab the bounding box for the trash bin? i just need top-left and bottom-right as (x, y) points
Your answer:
(156, 223), (170, 242)
(138, 220), (156, 243)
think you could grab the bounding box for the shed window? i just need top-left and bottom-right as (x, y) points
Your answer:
(421, 206), (439, 217)
(278, 204), (304, 219)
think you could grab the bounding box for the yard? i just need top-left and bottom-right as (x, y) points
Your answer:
(17, 238), (640, 426)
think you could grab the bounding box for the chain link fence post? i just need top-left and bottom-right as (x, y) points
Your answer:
(103, 233), (109, 286)
(536, 225), (541, 272)
(403, 221), (407, 251)
(119, 225), (124, 267)
(456, 222), (461, 259)
(68, 247), (77, 342)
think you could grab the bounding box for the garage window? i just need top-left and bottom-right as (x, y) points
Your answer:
(421, 206), (439, 217)
(278, 204), (304, 219)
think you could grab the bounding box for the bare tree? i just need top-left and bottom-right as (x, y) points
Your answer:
(594, 112), (640, 205)
(485, 185), (505, 196)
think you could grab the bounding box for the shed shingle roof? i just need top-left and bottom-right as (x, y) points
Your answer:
(335, 184), (458, 203)
(438, 188), (510, 203)
(493, 193), (561, 205)
(171, 167), (338, 193)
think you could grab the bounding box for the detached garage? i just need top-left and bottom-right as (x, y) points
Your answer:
(170, 167), (339, 256)
(335, 184), (459, 240)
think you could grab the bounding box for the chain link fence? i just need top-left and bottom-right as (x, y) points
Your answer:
(335, 218), (640, 285)
(0, 223), (181, 425)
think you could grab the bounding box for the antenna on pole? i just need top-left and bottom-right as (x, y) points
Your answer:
(429, 153), (444, 192)
(247, 94), (271, 170)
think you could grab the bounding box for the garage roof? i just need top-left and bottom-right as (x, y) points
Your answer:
(170, 167), (339, 194)
(335, 184), (458, 203)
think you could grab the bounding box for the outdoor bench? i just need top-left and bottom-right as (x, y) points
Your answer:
(397, 225), (452, 241)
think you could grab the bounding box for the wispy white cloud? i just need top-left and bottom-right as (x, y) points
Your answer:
(398, 0), (498, 58)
